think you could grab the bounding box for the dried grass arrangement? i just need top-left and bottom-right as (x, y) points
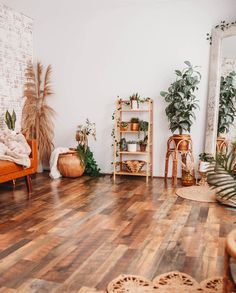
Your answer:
(21, 62), (55, 165)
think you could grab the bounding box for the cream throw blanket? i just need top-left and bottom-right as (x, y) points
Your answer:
(0, 129), (31, 168)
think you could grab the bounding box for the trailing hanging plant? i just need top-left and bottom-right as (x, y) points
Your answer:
(21, 62), (55, 165)
(5, 110), (16, 131)
(218, 71), (236, 135)
(207, 21), (236, 45)
(160, 61), (201, 134)
(207, 150), (236, 206)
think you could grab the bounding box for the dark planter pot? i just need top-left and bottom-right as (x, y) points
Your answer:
(140, 144), (147, 152)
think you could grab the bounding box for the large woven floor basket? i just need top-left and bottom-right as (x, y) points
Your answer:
(58, 151), (85, 178)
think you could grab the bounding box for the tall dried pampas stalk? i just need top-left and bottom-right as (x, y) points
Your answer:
(21, 62), (55, 165)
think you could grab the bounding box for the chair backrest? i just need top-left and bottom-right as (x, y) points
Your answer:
(27, 139), (38, 172)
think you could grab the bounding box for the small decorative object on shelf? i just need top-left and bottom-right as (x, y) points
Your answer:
(130, 118), (139, 131)
(112, 97), (153, 183)
(129, 93), (140, 110)
(127, 141), (137, 152)
(123, 160), (145, 173)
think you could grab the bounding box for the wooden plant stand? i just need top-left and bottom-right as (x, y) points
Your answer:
(164, 136), (195, 187)
(113, 98), (153, 183)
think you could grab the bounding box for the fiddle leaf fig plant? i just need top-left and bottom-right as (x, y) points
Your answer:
(218, 71), (236, 135)
(160, 61), (201, 135)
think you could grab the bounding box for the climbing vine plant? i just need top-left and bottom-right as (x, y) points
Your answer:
(207, 20), (236, 45)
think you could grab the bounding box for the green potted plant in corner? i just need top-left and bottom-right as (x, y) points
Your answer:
(130, 118), (139, 131)
(160, 61), (201, 151)
(129, 93), (140, 110)
(217, 71), (236, 151)
(127, 141), (137, 152)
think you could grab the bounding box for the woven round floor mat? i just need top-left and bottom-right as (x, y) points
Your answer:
(107, 271), (223, 293)
(176, 186), (217, 203)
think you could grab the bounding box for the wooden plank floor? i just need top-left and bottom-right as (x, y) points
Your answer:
(0, 174), (235, 292)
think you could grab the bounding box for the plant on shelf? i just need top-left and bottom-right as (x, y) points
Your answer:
(5, 110), (16, 131)
(76, 119), (101, 177)
(21, 62), (55, 168)
(138, 136), (148, 152)
(207, 150), (236, 207)
(130, 117), (139, 131)
(127, 141), (137, 152)
(217, 71), (236, 148)
(120, 122), (129, 131)
(160, 61), (201, 151)
(129, 93), (141, 110)
(120, 138), (127, 151)
(139, 120), (149, 137)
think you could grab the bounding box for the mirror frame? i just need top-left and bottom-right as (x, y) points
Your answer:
(205, 25), (236, 154)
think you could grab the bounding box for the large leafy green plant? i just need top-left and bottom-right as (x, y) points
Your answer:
(160, 61), (201, 134)
(218, 71), (236, 135)
(207, 151), (236, 206)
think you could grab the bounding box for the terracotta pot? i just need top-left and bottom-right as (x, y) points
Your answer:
(120, 125), (128, 131)
(131, 123), (139, 131)
(173, 134), (191, 151)
(140, 144), (147, 152)
(58, 151), (85, 178)
(182, 172), (194, 187)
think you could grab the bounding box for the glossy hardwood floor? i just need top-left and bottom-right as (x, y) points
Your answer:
(0, 173), (235, 292)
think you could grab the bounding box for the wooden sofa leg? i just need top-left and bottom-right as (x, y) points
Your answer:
(25, 175), (32, 194)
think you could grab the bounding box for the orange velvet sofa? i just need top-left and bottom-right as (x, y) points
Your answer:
(0, 140), (37, 193)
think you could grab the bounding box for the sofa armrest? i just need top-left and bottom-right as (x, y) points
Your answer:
(27, 139), (38, 172)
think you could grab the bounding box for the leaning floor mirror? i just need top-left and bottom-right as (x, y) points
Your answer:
(205, 24), (236, 154)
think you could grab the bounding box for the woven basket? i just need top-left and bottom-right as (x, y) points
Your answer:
(123, 160), (145, 173)
(58, 151), (85, 178)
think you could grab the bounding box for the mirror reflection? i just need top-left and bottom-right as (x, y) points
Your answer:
(217, 36), (236, 152)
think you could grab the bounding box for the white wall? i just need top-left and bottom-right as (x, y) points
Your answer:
(2, 0), (236, 176)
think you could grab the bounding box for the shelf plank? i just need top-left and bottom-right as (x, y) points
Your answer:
(120, 109), (149, 112)
(120, 130), (143, 133)
(119, 151), (148, 155)
(116, 171), (147, 176)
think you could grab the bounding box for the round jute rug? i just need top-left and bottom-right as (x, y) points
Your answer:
(107, 272), (223, 293)
(176, 185), (217, 203)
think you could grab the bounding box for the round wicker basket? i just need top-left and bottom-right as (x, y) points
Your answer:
(58, 151), (85, 178)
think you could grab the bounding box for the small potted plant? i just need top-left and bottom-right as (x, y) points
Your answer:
(160, 61), (201, 151)
(120, 122), (128, 131)
(138, 136), (148, 152)
(139, 120), (149, 137)
(5, 110), (16, 131)
(217, 72), (236, 150)
(129, 93), (140, 110)
(120, 138), (128, 151)
(199, 152), (214, 172)
(130, 118), (139, 131)
(127, 141), (137, 152)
